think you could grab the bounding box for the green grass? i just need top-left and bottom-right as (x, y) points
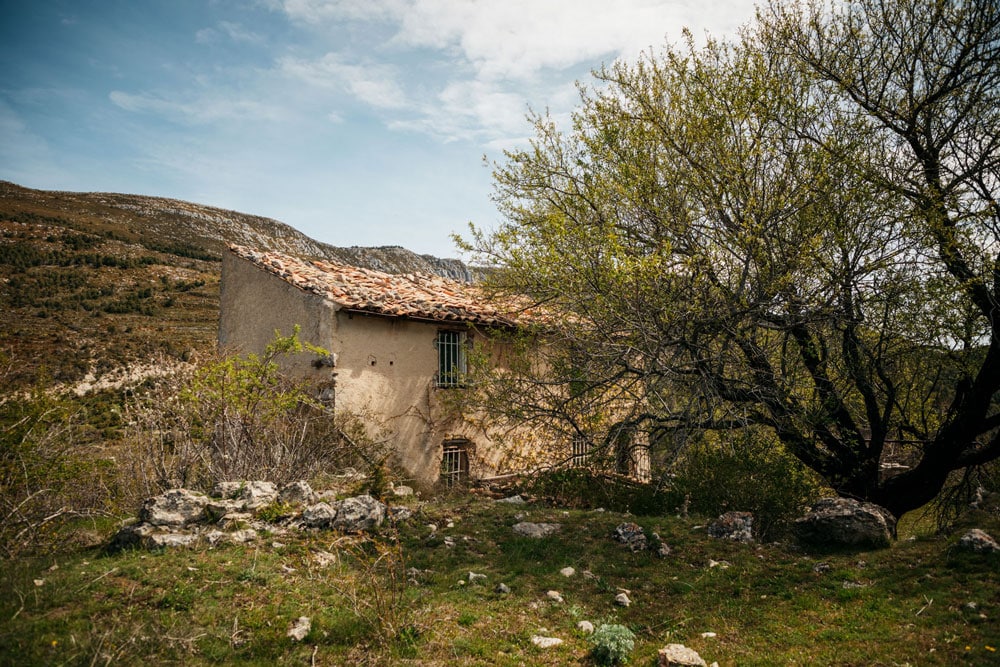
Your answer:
(1, 497), (999, 665)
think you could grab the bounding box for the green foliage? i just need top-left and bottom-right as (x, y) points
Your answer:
(525, 468), (673, 516)
(588, 623), (636, 665)
(671, 431), (825, 539)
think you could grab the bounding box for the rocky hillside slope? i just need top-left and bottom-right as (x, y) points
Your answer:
(0, 181), (474, 392)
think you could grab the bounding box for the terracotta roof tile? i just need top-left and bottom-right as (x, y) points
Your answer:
(229, 244), (526, 327)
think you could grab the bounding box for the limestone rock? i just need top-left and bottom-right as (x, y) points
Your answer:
(302, 502), (338, 528)
(707, 511), (754, 543)
(958, 528), (1000, 553)
(468, 571), (488, 584)
(513, 522), (560, 538)
(203, 498), (245, 523)
(388, 506), (413, 523)
(108, 522), (157, 551)
(140, 489), (210, 526)
(211, 481), (243, 499)
(793, 498), (895, 549)
(278, 481), (316, 505)
(546, 590), (564, 603)
(613, 522), (648, 551)
(658, 643), (708, 666)
(531, 635), (563, 649)
(577, 620), (595, 634)
(615, 592), (631, 607)
(331, 494), (385, 531)
(287, 617), (311, 641)
(495, 582), (511, 594)
(238, 481), (279, 509)
(391, 484), (414, 497)
(560, 566), (576, 577)
(146, 532), (199, 549)
(497, 494), (526, 504)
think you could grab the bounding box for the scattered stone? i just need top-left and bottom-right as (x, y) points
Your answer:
(513, 522), (561, 538)
(658, 643), (708, 666)
(426, 523), (438, 533)
(140, 489), (210, 526)
(33, 579), (44, 587)
(707, 511), (754, 543)
(287, 616), (311, 641)
(146, 532), (199, 549)
(651, 532), (672, 558)
(582, 570), (597, 580)
(443, 537), (456, 548)
(613, 522), (648, 551)
(577, 620), (595, 634)
(700, 632), (717, 639)
(203, 498), (246, 522)
(560, 566), (576, 577)
(707, 559), (730, 570)
(388, 506), (413, 523)
(229, 528), (258, 543)
(279, 480), (315, 505)
(793, 497), (895, 549)
(842, 580), (868, 589)
(813, 562), (832, 574)
(958, 528), (1000, 553)
(219, 512), (254, 530)
(495, 582), (511, 594)
(238, 481), (279, 509)
(546, 590), (564, 603)
(497, 494), (526, 504)
(391, 484), (414, 497)
(301, 502), (337, 528)
(531, 635), (563, 649)
(211, 481), (243, 499)
(331, 494), (385, 532)
(468, 571), (488, 584)
(614, 592), (631, 607)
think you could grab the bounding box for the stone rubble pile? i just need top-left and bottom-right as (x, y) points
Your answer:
(109, 481), (411, 551)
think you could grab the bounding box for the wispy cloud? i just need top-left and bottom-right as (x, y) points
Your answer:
(109, 90), (284, 125)
(279, 54), (408, 110)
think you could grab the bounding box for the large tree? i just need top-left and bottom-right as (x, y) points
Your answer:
(463, 0), (1000, 518)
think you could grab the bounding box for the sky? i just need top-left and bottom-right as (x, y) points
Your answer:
(0, 0), (760, 258)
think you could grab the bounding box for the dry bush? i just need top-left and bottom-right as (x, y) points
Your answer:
(121, 329), (388, 501)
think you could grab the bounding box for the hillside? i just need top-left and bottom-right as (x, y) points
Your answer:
(0, 181), (473, 392)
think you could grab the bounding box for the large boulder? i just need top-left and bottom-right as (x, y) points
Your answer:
(658, 643), (707, 666)
(958, 528), (1000, 554)
(139, 489), (210, 526)
(279, 480), (316, 505)
(331, 495), (386, 532)
(793, 497), (895, 549)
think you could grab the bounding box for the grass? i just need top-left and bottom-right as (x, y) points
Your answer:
(1, 496), (998, 665)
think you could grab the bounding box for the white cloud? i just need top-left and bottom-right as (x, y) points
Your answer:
(279, 54), (408, 109)
(109, 90), (284, 124)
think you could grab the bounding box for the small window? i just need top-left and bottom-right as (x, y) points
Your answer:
(441, 440), (470, 487)
(571, 436), (591, 468)
(435, 330), (468, 388)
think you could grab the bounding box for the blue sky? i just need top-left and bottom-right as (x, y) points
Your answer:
(1, 0), (758, 258)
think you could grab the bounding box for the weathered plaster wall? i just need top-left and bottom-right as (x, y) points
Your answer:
(219, 251), (337, 377)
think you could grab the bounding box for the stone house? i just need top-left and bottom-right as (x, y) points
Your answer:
(219, 244), (540, 488)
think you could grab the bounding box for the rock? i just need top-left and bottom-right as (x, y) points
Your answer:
(793, 498), (895, 549)
(146, 532), (199, 549)
(531, 635), (563, 649)
(513, 522), (560, 538)
(278, 481), (316, 505)
(238, 481), (279, 509)
(388, 506), (413, 522)
(203, 499), (246, 523)
(958, 528), (1000, 553)
(468, 571), (488, 584)
(707, 559), (730, 569)
(658, 643), (708, 666)
(301, 502), (338, 528)
(707, 511), (754, 543)
(613, 522), (648, 551)
(813, 562), (832, 574)
(495, 582), (511, 594)
(443, 536), (456, 548)
(497, 494), (526, 504)
(577, 620), (595, 634)
(560, 566), (575, 577)
(139, 489), (210, 526)
(211, 481), (243, 499)
(331, 495), (385, 531)
(614, 592), (631, 607)
(287, 616), (311, 641)
(229, 528), (258, 543)
(391, 484), (414, 497)
(652, 532), (672, 557)
(700, 632), (717, 639)
(546, 590), (564, 603)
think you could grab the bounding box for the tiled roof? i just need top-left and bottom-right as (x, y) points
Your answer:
(229, 244), (530, 327)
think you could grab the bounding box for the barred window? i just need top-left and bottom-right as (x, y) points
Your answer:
(435, 330), (468, 388)
(441, 440), (470, 487)
(571, 436), (591, 467)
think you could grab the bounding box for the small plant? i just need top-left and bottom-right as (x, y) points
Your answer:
(256, 501), (296, 523)
(588, 623), (636, 665)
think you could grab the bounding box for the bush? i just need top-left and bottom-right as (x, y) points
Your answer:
(588, 623), (635, 665)
(524, 468), (673, 515)
(122, 328), (388, 501)
(670, 429), (825, 539)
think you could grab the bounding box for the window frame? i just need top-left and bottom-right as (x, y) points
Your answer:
(434, 329), (469, 388)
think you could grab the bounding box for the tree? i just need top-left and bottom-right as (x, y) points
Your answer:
(462, 0), (1000, 518)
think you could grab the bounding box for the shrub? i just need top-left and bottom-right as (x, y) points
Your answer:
(588, 623), (635, 665)
(122, 328), (388, 501)
(670, 429), (826, 539)
(525, 468), (673, 515)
